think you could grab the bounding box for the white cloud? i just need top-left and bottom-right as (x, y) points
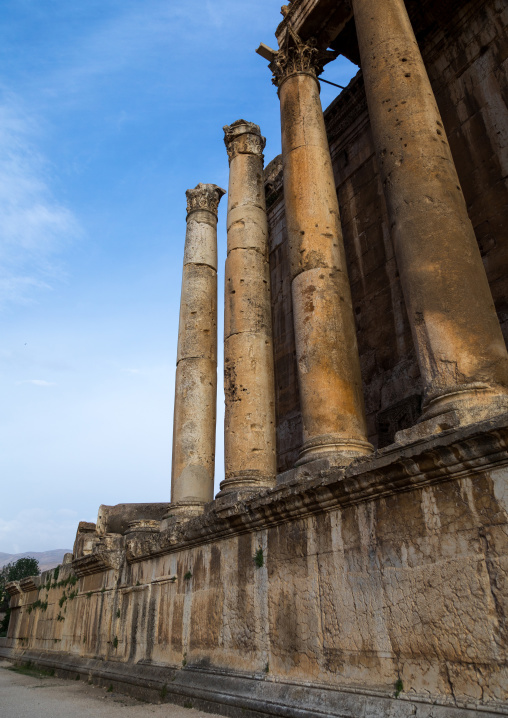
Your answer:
(17, 379), (56, 387)
(0, 96), (81, 307)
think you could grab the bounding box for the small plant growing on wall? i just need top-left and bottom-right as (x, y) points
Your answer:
(59, 594), (67, 608)
(395, 678), (404, 698)
(113, 636), (118, 649)
(254, 548), (264, 568)
(184, 571), (192, 581)
(116, 609), (120, 618)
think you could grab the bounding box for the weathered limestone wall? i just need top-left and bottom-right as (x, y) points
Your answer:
(3, 418), (508, 715)
(414, 0), (508, 343)
(266, 156), (303, 472)
(267, 0), (508, 458)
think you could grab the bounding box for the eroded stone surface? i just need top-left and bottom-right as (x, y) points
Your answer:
(275, 31), (372, 466)
(170, 184), (225, 517)
(267, 0), (508, 454)
(353, 0), (508, 428)
(221, 121), (277, 496)
(3, 418), (508, 715)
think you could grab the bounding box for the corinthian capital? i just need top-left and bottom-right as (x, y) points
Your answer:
(186, 183), (226, 218)
(269, 26), (337, 88)
(223, 120), (266, 164)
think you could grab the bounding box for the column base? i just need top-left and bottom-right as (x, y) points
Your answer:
(395, 384), (508, 444)
(160, 499), (206, 530)
(215, 471), (275, 501)
(295, 434), (373, 467)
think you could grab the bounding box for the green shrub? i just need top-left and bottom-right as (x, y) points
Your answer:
(254, 548), (264, 568)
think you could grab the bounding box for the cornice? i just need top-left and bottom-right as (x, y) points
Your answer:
(126, 415), (508, 563)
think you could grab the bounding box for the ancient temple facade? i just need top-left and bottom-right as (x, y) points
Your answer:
(1, 1), (508, 716)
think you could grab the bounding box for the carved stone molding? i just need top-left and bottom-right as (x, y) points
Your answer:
(5, 581), (21, 596)
(72, 554), (109, 577)
(269, 25), (337, 88)
(19, 577), (38, 593)
(223, 120), (266, 163)
(186, 183), (226, 218)
(125, 519), (160, 535)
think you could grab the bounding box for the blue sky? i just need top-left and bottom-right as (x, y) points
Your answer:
(0, 0), (357, 553)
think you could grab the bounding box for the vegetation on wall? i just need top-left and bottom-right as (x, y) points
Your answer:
(0, 557), (40, 636)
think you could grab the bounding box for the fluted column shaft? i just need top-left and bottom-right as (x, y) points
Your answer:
(270, 30), (372, 466)
(352, 0), (508, 432)
(219, 120), (277, 497)
(169, 184), (225, 518)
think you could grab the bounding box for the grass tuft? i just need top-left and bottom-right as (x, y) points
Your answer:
(254, 548), (264, 568)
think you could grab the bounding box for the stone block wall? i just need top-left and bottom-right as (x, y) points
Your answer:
(3, 419), (508, 715)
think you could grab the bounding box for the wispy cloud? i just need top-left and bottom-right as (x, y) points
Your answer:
(17, 379), (56, 387)
(32, 0), (263, 110)
(0, 96), (81, 307)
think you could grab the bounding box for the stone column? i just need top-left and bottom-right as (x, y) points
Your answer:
(219, 120), (277, 498)
(168, 183), (225, 519)
(352, 0), (508, 437)
(268, 28), (372, 466)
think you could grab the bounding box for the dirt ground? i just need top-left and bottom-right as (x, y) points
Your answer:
(0, 660), (223, 718)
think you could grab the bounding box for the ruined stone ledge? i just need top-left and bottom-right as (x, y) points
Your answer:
(5, 582), (21, 597)
(127, 414), (508, 563)
(19, 577), (38, 593)
(0, 646), (505, 718)
(72, 553), (114, 577)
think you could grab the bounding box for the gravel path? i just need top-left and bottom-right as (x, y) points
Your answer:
(0, 660), (223, 718)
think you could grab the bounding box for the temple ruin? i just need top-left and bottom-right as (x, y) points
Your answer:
(1, 0), (508, 715)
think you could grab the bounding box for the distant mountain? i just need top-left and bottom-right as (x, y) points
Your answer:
(0, 549), (71, 573)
